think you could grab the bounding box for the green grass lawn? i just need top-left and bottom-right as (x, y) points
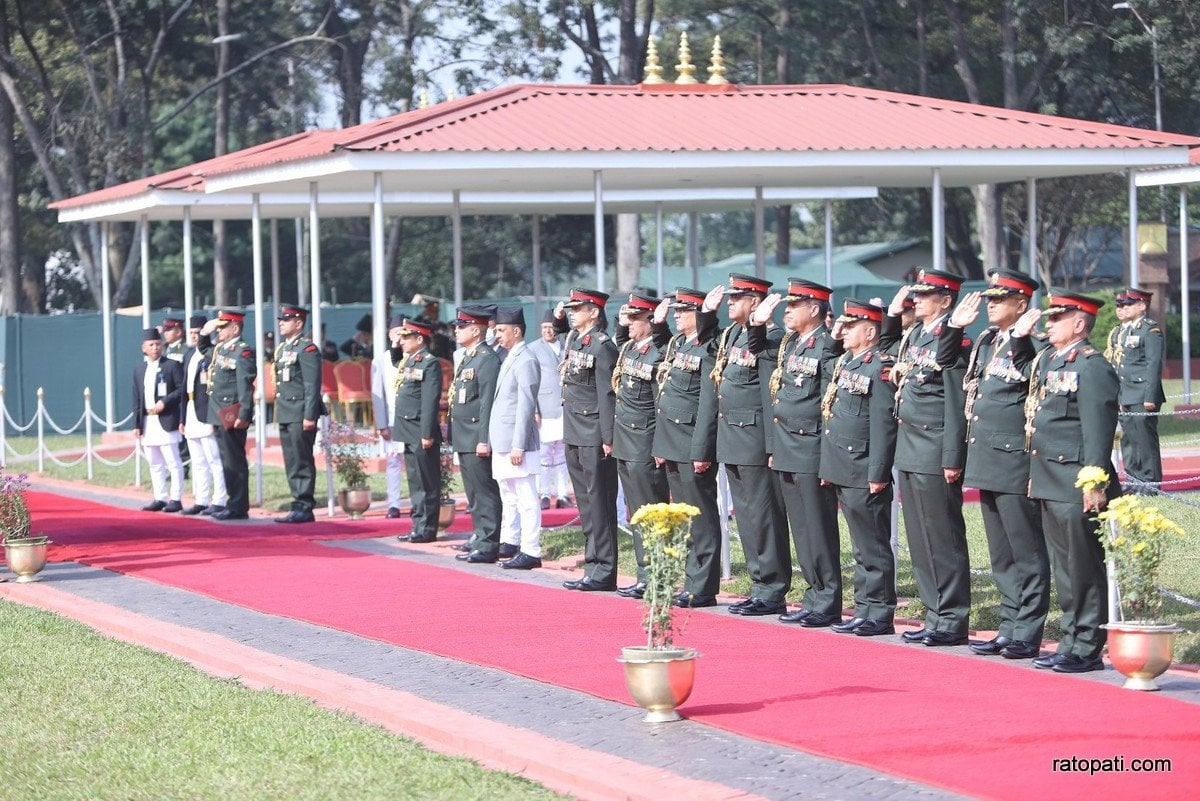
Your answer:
(0, 600), (561, 801)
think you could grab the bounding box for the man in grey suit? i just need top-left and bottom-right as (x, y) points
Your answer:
(488, 307), (544, 569)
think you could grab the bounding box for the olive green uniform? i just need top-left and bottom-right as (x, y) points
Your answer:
(450, 345), (502, 554)
(1026, 337), (1119, 659)
(274, 334), (324, 513)
(198, 334), (256, 516)
(391, 345), (444, 542)
(1106, 317), (1165, 489)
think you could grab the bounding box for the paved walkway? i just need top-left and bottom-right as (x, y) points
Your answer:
(5, 479), (1200, 801)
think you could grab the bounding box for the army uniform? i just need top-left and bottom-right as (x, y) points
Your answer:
(612, 293), (672, 590)
(651, 289), (722, 604)
(956, 272), (1050, 655)
(1106, 289), (1165, 490)
(162, 318), (186, 364)
(715, 275), (791, 612)
(767, 279), (843, 623)
(555, 289), (620, 588)
(274, 305), (324, 521)
(198, 309), (256, 519)
(1025, 292), (1119, 670)
(818, 300), (898, 630)
(391, 317), (444, 543)
(887, 269), (971, 642)
(449, 308), (503, 558)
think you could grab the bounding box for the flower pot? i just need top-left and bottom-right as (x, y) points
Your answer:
(1103, 621), (1183, 691)
(4, 538), (50, 583)
(617, 646), (699, 722)
(337, 488), (372, 520)
(437, 501), (456, 529)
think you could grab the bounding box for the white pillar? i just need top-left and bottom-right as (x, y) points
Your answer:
(452, 189), (463, 307)
(1129, 171), (1140, 287)
(270, 218), (281, 322)
(183, 208), (194, 322)
(139, 215), (151, 327)
(371, 173), (388, 377)
(532, 214), (543, 316)
(931, 168), (945, 272)
(295, 217), (307, 307)
(593, 170), (606, 291)
(101, 222), (114, 431)
(1182, 188), (1191, 403)
(823, 200), (834, 288)
(1027, 178), (1039, 305)
(309, 183), (323, 350)
(754, 186), (765, 279)
(688, 212), (700, 287)
(655, 202), (665, 296)
(251, 193), (266, 506)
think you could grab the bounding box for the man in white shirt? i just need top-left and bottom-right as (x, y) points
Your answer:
(133, 328), (186, 512)
(179, 315), (229, 515)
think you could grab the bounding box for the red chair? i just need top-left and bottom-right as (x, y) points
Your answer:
(334, 358), (372, 426)
(322, 361), (340, 419)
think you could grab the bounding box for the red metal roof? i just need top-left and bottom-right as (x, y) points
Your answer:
(53, 82), (1200, 210)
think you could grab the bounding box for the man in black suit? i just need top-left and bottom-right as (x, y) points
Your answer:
(133, 328), (187, 512)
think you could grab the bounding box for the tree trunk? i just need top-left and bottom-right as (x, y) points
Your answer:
(615, 213), (640, 291)
(0, 11), (18, 316)
(971, 183), (1004, 279)
(213, 0), (232, 305)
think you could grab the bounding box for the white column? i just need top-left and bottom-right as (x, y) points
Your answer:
(823, 200), (834, 288)
(452, 189), (463, 307)
(932, 168), (945, 272)
(532, 214), (542, 316)
(309, 183), (323, 351)
(754, 186), (765, 279)
(140, 215), (151, 327)
(593, 170), (606, 291)
(1027, 178), (1039, 305)
(101, 222), (114, 431)
(251, 193), (266, 506)
(183, 208), (194, 322)
(371, 173), (387, 375)
(688, 212), (700, 287)
(1182, 188), (1191, 403)
(1129, 171), (1140, 287)
(295, 217), (307, 307)
(270, 218), (281, 322)
(655, 202), (665, 296)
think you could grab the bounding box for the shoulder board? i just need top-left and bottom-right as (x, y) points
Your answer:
(241, 348), (253, 358)
(597, 333), (609, 342)
(1080, 345), (1099, 357)
(304, 343), (319, 353)
(1145, 318), (1159, 328)
(862, 351), (873, 363)
(961, 336), (973, 349)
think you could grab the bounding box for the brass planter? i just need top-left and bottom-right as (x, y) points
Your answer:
(4, 539), (50, 583)
(1103, 621), (1182, 691)
(337, 488), (372, 520)
(437, 501), (457, 529)
(618, 646), (698, 723)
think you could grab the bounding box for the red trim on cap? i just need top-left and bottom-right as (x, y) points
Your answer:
(627, 295), (657, 312)
(992, 275), (1033, 295)
(570, 289), (607, 307)
(1048, 295), (1102, 316)
(787, 283), (831, 302)
(217, 311), (244, 323)
(729, 277), (768, 292)
(1125, 289), (1152, 302)
(456, 311), (489, 325)
(673, 291), (703, 306)
(915, 272), (962, 291)
(844, 304), (882, 322)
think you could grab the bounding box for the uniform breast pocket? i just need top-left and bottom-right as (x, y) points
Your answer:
(725, 408), (758, 428)
(843, 394), (866, 416)
(988, 432), (1025, 454)
(784, 415), (821, 436)
(618, 411), (654, 430)
(567, 401), (598, 417)
(1037, 443), (1080, 467)
(831, 431), (868, 455)
(660, 404), (695, 426)
(460, 380), (479, 401)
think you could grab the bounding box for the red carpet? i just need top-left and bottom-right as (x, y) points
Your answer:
(22, 491), (1200, 800)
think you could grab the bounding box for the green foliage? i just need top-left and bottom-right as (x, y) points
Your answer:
(326, 421), (371, 489)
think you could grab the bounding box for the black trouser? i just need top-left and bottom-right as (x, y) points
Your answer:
(405, 442), (441, 539)
(835, 483), (895, 623)
(1040, 498), (1108, 658)
(725, 463), (791, 603)
(213, 422), (249, 514)
(778, 470), (842, 616)
(979, 489), (1050, 643)
(664, 459), (722, 598)
(1120, 405), (1162, 489)
(898, 470), (970, 634)
(458, 451), (502, 554)
(617, 458), (670, 582)
(279, 421), (318, 512)
(566, 443), (619, 585)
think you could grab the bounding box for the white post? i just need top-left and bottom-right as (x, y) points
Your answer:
(323, 397), (335, 516)
(1129, 171), (1140, 288)
(1182, 188), (1192, 404)
(134, 438), (142, 488)
(309, 183), (323, 355)
(688, 212), (700, 288)
(655, 202), (665, 296)
(1027, 178), (1039, 306)
(252, 193), (266, 506)
(0, 370), (6, 468)
(270, 218), (281, 322)
(102, 222), (115, 431)
(593, 170), (606, 292)
(823, 200), (834, 288)
(84, 387), (94, 480)
(754, 186), (765, 279)
(717, 465), (731, 580)
(452, 189), (463, 307)
(532, 214), (543, 316)
(295, 218), (307, 307)
(140, 216), (151, 327)
(371, 173), (388, 399)
(36, 387), (44, 474)
(183, 207), (194, 322)
(932, 168), (945, 272)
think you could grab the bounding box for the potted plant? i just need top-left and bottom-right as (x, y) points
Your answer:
(437, 444), (457, 529)
(618, 502), (701, 722)
(1, 469), (51, 582)
(1077, 467), (1185, 691)
(326, 421), (372, 519)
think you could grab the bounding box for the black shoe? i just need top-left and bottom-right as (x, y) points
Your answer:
(387, 507), (401, 519)
(179, 504), (207, 516)
(728, 598), (754, 611)
(142, 500), (167, 512)
(405, 534), (437, 544)
(900, 628), (931, 643)
(969, 635), (1012, 656)
(731, 599), (786, 617)
(498, 543), (520, 559)
(616, 582), (647, 599)
(540, 497), (550, 510)
(1033, 652), (1066, 670)
(456, 550), (498, 564)
(568, 578), (616, 592)
(162, 500), (184, 513)
(673, 592), (717, 608)
(801, 611), (841, 629)
(1052, 654), (1104, 674)
(450, 543), (471, 552)
(276, 510), (315, 524)
(1000, 640), (1041, 660)
(501, 553), (542, 570)
(555, 499), (568, 508)
(778, 608), (812, 624)
(211, 509), (248, 520)
(922, 631), (969, 647)
(831, 617), (865, 634)
(854, 620), (896, 637)
(202, 505), (224, 516)
(562, 578), (584, 590)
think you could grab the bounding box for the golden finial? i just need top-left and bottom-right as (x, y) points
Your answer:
(675, 32), (698, 84)
(418, 88), (429, 109)
(642, 37), (665, 84)
(706, 35), (729, 85)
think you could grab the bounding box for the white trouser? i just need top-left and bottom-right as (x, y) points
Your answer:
(537, 440), (570, 499)
(383, 440), (405, 508)
(498, 474), (541, 557)
(146, 442), (184, 502)
(186, 433), (228, 507)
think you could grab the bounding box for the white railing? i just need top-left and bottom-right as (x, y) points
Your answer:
(1, 385), (137, 480)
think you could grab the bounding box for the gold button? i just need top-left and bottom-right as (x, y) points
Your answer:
(1004, 444), (1011, 450)
(970, 437), (976, 444)
(973, 415), (979, 421)
(1057, 455), (1064, 461)
(1032, 449), (1038, 455)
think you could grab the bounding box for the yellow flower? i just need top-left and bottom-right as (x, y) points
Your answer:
(1075, 466), (1110, 492)
(1131, 541), (1148, 554)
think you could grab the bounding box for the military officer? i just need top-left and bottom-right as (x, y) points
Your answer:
(1106, 287), (1165, 492)
(948, 271), (1049, 659)
(161, 317), (186, 363)
(449, 307), (504, 563)
(553, 288), (620, 592)
(390, 316), (444, 544)
(197, 309), (256, 520)
(819, 300), (898, 635)
(612, 292), (672, 598)
(886, 269), (971, 646)
(757, 278), (843, 627)
(651, 288), (722, 608)
(1016, 291), (1119, 674)
(273, 304), (324, 523)
(706, 274), (791, 616)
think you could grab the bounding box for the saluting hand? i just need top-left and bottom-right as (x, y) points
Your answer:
(1012, 308), (1043, 338)
(554, 301), (566, 320)
(750, 293), (781, 326)
(652, 297), (671, 324)
(703, 285), (725, 313)
(949, 291), (982, 329)
(887, 286), (912, 316)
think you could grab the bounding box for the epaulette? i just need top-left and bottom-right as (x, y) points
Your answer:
(413, 353), (423, 362)
(241, 348), (253, 358)
(1080, 345), (1099, 357)
(304, 344), (319, 353)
